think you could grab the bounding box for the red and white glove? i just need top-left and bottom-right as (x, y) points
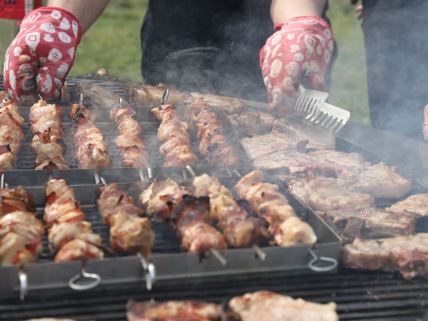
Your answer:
(260, 16), (334, 114)
(3, 7), (82, 102)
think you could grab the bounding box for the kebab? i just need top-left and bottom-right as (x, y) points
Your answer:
(0, 186), (43, 267)
(235, 171), (317, 247)
(29, 99), (69, 170)
(69, 97), (111, 169)
(0, 97), (25, 170)
(140, 178), (227, 261)
(44, 178), (104, 262)
(110, 101), (149, 168)
(97, 183), (154, 258)
(189, 100), (240, 167)
(193, 174), (268, 248)
(151, 103), (198, 168)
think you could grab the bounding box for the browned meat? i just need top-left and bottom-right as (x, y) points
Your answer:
(0, 99), (24, 169)
(319, 208), (416, 242)
(235, 171), (316, 247)
(342, 234), (428, 279)
(98, 183), (154, 257)
(350, 163), (412, 199)
(288, 176), (375, 212)
(111, 107), (149, 168)
(175, 196), (227, 253)
(229, 291), (338, 321)
(127, 84), (191, 107)
(190, 92), (243, 114)
(228, 112), (275, 137)
(189, 100), (240, 167)
(70, 103), (111, 169)
(127, 300), (223, 321)
(140, 178), (191, 221)
(151, 104), (197, 167)
(0, 187), (35, 216)
(386, 193), (428, 216)
(44, 179), (104, 262)
(30, 99), (69, 170)
(193, 174), (268, 248)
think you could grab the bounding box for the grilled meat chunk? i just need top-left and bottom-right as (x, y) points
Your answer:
(190, 92), (243, 114)
(175, 196), (227, 253)
(236, 171), (316, 246)
(350, 163), (412, 199)
(228, 112), (275, 137)
(127, 300), (223, 321)
(0, 99), (24, 169)
(151, 104), (197, 167)
(111, 107), (149, 168)
(70, 103), (111, 169)
(288, 176), (375, 212)
(30, 99), (69, 170)
(0, 187), (35, 216)
(140, 178), (190, 221)
(189, 100), (239, 167)
(45, 179), (104, 262)
(386, 193), (428, 216)
(127, 84), (191, 107)
(229, 291), (338, 321)
(342, 233), (428, 279)
(193, 174), (268, 248)
(98, 184), (154, 257)
(319, 208), (416, 242)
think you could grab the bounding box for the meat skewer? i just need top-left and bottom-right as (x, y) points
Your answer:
(0, 97), (25, 170)
(97, 183), (154, 258)
(151, 104), (198, 168)
(189, 100), (240, 167)
(0, 186), (43, 267)
(44, 178), (104, 262)
(235, 171), (317, 247)
(29, 99), (69, 170)
(70, 96), (111, 169)
(193, 174), (268, 250)
(110, 99), (149, 168)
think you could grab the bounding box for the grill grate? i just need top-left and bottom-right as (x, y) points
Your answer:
(1, 270), (428, 321)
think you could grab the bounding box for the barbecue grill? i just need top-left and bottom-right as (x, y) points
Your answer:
(1, 76), (428, 321)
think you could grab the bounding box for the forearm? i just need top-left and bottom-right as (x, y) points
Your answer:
(270, 0), (327, 24)
(47, 0), (109, 32)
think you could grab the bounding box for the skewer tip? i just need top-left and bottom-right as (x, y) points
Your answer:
(210, 249), (227, 266)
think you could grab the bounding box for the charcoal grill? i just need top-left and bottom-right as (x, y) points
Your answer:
(1, 77), (428, 321)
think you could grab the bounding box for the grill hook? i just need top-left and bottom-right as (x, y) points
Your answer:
(138, 253), (156, 291)
(68, 264), (101, 291)
(307, 248), (338, 273)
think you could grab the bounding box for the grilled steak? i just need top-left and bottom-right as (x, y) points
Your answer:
(386, 193), (428, 216)
(227, 112), (275, 137)
(342, 233), (428, 279)
(127, 300), (223, 321)
(319, 208), (416, 242)
(288, 176), (374, 212)
(350, 163), (412, 199)
(229, 291), (338, 321)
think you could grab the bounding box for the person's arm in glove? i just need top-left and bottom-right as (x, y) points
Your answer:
(3, 0), (109, 102)
(261, 0), (334, 114)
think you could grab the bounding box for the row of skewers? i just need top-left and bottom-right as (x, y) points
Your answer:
(0, 90), (241, 173)
(0, 169), (317, 268)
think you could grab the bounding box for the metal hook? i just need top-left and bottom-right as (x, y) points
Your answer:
(69, 265), (101, 291)
(307, 249), (338, 273)
(161, 89), (171, 105)
(138, 253), (156, 291)
(18, 270), (28, 301)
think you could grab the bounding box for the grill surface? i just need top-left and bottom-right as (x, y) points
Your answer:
(1, 77), (428, 321)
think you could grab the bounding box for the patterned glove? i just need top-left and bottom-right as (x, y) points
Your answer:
(260, 16), (334, 114)
(3, 7), (82, 102)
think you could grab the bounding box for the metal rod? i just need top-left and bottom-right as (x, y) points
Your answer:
(210, 249), (227, 266)
(182, 168), (188, 180)
(147, 167), (153, 180)
(226, 168), (233, 177)
(138, 253), (156, 291)
(18, 270), (28, 301)
(252, 245), (266, 261)
(94, 172), (107, 187)
(0, 173), (4, 189)
(79, 93), (84, 106)
(233, 169), (242, 178)
(138, 169), (145, 182)
(185, 165), (196, 177)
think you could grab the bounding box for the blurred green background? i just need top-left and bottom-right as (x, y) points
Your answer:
(0, 0), (369, 124)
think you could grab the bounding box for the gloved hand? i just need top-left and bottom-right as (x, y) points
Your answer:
(3, 7), (82, 102)
(260, 16), (334, 115)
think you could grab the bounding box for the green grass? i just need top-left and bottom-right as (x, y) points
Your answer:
(0, 0), (369, 123)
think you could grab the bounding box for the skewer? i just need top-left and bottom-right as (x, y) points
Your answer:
(161, 89), (171, 105)
(210, 249), (227, 266)
(94, 171), (107, 187)
(68, 262), (101, 291)
(185, 165), (196, 177)
(252, 245), (266, 261)
(226, 168), (233, 177)
(233, 169), (242, 178)
(182, 168), (188, 180)
(0, 173), (4, 189)
(147, 167), (153, 180)
(138, 252), (156, 291)
(138, 169), (146, 182)
(18, 270), (28, 301)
